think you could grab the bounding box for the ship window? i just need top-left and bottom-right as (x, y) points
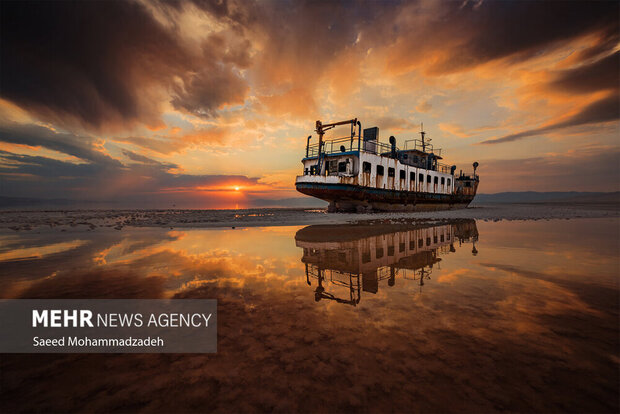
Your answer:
(434, 235), (438, 243)
(441, 177), (445, 185)
(388, 167), (395, 177)
(399, 242), (405, 252)
(418, 238), (423, 248)
(362, 252), (371, 263)
(399, 170), (406, 180)
(465, 181), (471, 187)
(447, 178), (451, 186)
(327, 160), (338, 175)
(338, 161), (347, 173)
(410, 172), (415, 182)
(426, 237), (431, 246)
(427, 175), (431, 183)
(419, 173), (423, 183)
(387, 245), (394, 256)
(440, 235), (444, 242)
(363, 162), (371, 173)
(377, 165), (384, 176)
(409, 240), (415, 250)
(376, 247), (384, 259)
(434, 176), (438, 184)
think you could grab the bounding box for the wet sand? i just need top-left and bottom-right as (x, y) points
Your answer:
(0, 218), (618, 413)
(0, 202), (618, 231)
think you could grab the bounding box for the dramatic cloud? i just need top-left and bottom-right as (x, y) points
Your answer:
(122, 149), (177, 168)
(114, 126), (229, 155)
(547, 51), (619, 95)
(0, 0), (619, 201)
(0, 0), (250, 131)
(482, 93), (619, 144)
(0, 121), (258, 206)
(0, 148), (259, 205)
(0, 123), (120, 166)
(171, 65), (248, 118)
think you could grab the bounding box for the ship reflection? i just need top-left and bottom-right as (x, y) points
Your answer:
(295, 220), (479, 306)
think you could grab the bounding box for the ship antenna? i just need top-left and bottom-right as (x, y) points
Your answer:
(420, 123), (426, 152)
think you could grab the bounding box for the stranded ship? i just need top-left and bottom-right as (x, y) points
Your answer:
(295, 118), (479, 212)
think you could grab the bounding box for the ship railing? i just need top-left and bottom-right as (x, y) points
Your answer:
(305, 136), (397, 158)
(307, 265), (361, 289)
(457, 171), (479, 180)
(306, 136), (359, 158)
(437, 162), (452, 174)
(403, 139), (442, 157)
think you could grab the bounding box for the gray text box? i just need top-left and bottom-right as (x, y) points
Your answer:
(0, 299), (217, 353)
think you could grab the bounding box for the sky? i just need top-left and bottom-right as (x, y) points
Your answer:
(0, 0), (618, 208)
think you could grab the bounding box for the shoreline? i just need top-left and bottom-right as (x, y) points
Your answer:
(0, 203), (618, 231)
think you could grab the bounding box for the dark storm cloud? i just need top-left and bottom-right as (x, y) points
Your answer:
(566, 29), (619, 63)
(122, 149), (178, 169)
(0, 120), (257, 201)
(164, 0), (257, 27)
(170, 65), (248, 117)
(415, 0), (620, 74)
(0, 0), (250, 130)
(547, 51), (620, 94)
(0, 1), (187, 129)
(481, 93), (620, 145)
(0, 150), (106, 178)
(459, 1), (617, 66)
(0, 148), (258, 200)
(2, 0), (617, 128)
(0, 123), (121, 166)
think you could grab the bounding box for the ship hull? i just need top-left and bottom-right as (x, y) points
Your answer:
(296, 182), (475, 212)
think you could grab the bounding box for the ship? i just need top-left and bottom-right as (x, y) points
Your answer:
(295, 220), (479, 305)
(295, 118), (479, 212)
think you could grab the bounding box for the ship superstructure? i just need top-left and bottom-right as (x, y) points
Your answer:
(295, 118), (479, 212)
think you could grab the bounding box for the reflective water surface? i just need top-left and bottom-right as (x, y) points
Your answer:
(0, 218), (618, 413)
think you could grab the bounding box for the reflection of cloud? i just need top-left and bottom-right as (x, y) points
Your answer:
(437, 268), (468, 284)
(0, 239), (87, 262)
(1, 224), (619, 412)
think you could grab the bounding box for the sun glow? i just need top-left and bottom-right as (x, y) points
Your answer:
(234, 186), (240, 191)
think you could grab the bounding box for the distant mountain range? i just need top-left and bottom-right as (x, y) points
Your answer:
(471, 191), (620, 204)
(1, 192), (618, 209)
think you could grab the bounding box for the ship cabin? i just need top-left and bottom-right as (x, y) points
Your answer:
(298, 120), (457, 195)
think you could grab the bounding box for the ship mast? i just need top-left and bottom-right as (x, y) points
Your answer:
(420, 122), (431, 153)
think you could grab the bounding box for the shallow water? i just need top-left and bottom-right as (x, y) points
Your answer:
(0, 218), (618, 413)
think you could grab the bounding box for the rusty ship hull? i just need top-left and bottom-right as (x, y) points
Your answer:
(296, 181), (476, 212)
